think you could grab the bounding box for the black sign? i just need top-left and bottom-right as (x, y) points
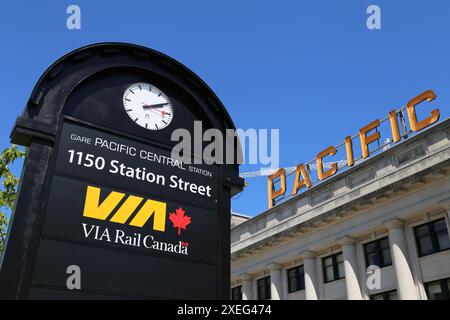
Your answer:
(56, 122), (219, 209)
(43, 175), (218, 263)
(0, 43), (243, 299)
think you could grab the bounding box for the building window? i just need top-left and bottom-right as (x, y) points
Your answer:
(257, 276), (271, 300)
(425, 278), (450, 300)
(414, 218), (450, 257)
(370, 290), (398, 300)
(322, 252), (345, 283)
(364, 237), (392, 268)
(231, 286), (242, 300)
(287, 265), (305, 293)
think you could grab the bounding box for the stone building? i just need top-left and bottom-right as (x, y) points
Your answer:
(231, 118), (450, 300)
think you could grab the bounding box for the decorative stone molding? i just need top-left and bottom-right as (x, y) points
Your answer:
(240, 273), (253, 281)
(267, 263), (282, 271)
(384, 218), (405, 230)
(338, 236), (356, 246)
(438, 198), (450, 211)
(300, 250), (317, 260)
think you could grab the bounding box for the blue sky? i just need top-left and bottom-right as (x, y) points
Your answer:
(0, 0), (449, 217)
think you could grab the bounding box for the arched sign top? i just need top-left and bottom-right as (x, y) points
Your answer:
(12, 42), (238, 148)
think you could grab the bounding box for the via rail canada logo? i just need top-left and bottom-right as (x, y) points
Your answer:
(81, 185), (191, 255)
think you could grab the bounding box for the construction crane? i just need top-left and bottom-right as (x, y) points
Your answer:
(239, 138), (394, 179)
(239, 160), (349, 179)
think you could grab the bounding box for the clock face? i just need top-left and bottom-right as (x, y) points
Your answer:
(123, 82), (173, 130)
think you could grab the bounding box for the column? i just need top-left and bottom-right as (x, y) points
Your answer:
(440, 201), (450, 238)
(301, 251), (318, 300)
(447, 207), (450, 239)
(385, 219), (418, 300)
(240, 273), (253, 300)
(339, 236), (363, 300)
(447, 207), (450, 225)
(268, 263), (282, 300)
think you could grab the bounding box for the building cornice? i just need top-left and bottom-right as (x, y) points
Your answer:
(384, 218), (405, 229)
(300, 250), (317, 260)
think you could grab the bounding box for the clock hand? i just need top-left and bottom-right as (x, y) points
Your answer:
(141, 102), (168, 117)
(143, 106), (167, 117)
(142, 102), (169, 109)
(148, 108), (165, 117)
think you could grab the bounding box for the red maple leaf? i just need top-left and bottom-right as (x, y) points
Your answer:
(169, 207), (191, 236)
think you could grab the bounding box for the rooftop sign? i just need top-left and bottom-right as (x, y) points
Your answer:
(268, 90), (440, 208)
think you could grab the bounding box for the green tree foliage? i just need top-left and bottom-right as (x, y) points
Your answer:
(0, 145), (25, 255)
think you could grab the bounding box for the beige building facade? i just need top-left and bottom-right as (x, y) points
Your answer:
(231, 118), (450, 300)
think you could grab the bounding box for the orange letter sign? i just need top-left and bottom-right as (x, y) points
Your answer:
(317, 146), (338, 180)
(406, 90), (440, 132)
(359, 119), (380, 158)
(388, 110), (401, 143)
(292, 164), (312, 196)
(268, 168), (286, 208)
(344, 136), (354, 167)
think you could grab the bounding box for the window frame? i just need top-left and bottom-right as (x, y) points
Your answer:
(287, 264), (305, 293)
(322, 252), (345, 283)
(363, 236), (392, 269)
(369, 289), (398, 300)
(414, 218), (450, 257)
(257, 276), (271, 300)
(425, 277), (450, 300)
(231, 285), (242, 300)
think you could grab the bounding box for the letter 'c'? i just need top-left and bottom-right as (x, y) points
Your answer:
(407, 90), (440, 132)
(317, 146), (338, 181)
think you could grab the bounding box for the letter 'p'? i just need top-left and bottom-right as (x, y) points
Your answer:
(268, 168), (286, 208)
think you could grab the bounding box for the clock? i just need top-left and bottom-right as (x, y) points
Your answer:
(123, 82), (173, 130)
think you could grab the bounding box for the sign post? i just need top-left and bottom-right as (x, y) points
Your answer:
(0, 43), (243, 299)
